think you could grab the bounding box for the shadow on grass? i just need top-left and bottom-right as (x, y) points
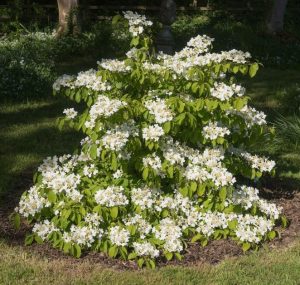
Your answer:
(0, 98), (83, 204)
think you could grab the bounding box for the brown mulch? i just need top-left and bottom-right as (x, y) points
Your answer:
(0, 173), (300, 270)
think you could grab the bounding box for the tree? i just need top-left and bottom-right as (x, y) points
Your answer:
(56, 0), (80, 37)
(267, 0), (288, 34)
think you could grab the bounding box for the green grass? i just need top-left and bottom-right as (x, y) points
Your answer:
(0, 66), (300, 284)
(0, 239), (299, 285)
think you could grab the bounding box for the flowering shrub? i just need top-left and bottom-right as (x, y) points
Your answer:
(14, 11), (286, 268)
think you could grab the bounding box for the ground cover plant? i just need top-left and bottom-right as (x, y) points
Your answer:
(12, 11), (287, 269)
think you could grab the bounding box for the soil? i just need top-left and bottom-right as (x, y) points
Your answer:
(0, 172), (299, 270)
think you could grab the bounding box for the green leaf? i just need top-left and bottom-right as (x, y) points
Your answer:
(137, 258), (145, 268)
(130, 37), (139, 46)
(167, 166), (174, 178)
(190, 181), (197, 192)
(25, 234), (34, 246)
(112, 14), (122, 24)
(149, 259), (156, 269)
(268, 230), (276, 240)
(13, 213), (21, 230)
(242, 242), (251, 252)
(111, 153), (118, 170)
(281, 216), (288, 228)
(219, 187), (227, 201)
(191, 233), (202, 243)
(249, 63), (259, 78)
(175, 252), (182, 261)
(191, 82), (198, 93)
(180, 187), (188, 197)
(128, 252), (137, 260)
(232, 65), (239, 73)
(165, 252), (173, 261)
(197, 184), (206, 196)
(89, 144), (98, 160)
(233, 98), (246, 110)
(74, 244), (82, 258)
(109, 245), (118, 258)
(47, 190), (57, 203)
(110, 207), (118, 219)
(142, 167), (149, 180)
(35, 235), (43, 244)
(163, 121), (171, 133)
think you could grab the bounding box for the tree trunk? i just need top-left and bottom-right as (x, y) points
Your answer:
(267, 0), (288, 34)
(56, 0), (80, 37)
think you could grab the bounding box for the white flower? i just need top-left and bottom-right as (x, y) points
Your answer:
(144, 98), (174, 124)
(101, 121), (138, 151)
(95, 186), (128, 207)
(32, 220), (58, 240)
(62, 224), (101, 246)
(109, 226), (130, 246)
(113, 169), (123, 179)
(227, 105), (266, 128)
(124, 214), (152, 239)
(142, 124), (164, 141)
(143, 154), (162, 172)
(240, 151), (275, 172)
(133, 242), (159, 258)
(123, 11), (152, 36)
(202, 121), (230, 140)
(18, 186), (50, 218)
(131, 186), (157, 210)
(83, 164), (98, 178)
(85, 95), (127, 129)
(63, 108), (78, 119)
(153, 218), (183, 252)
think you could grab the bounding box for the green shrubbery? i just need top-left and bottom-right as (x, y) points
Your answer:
(14, 12), (286, 268)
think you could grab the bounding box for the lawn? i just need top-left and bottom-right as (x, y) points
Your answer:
(0, 59), (300, 284)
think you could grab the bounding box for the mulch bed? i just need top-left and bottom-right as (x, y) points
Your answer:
(0, 172), (299, 270)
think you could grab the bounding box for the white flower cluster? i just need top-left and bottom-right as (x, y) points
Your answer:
(153, 218), (183, 252)
(38, 155), (82, 202)
(144, 98), (174, 124)
(142, 124), (164, 141)
(131, 186), (157, 210)
(98, 59), (131, 73)
(74, 69), (111, 92)
(196, 211), (229, 236)
(32, 220), (58, 240)
(123, 11), (153, 36)
(235, 214), (274, 243)
(143, 153), (162, 172)
(240, 152), (275, 172)
(186, 35), (214, 54)
(184, 164), (236, 187)
(17, 186), (50, 217)
(231, 186), (282, 219)
(210, 82), (245, 101)
(53, 69), (110, 92)
(83, 164), (99, 178)
(95, 186), (129, 207)
(153, 48), (251, 78)
(202, 121), (230, 140)
(85, 95), (127, 129)
(63, 224), (103, 246)
(124, 214), (152, 239)
(63, 108), (78, 119)
(113, 169), (123, 179)
(101, 121), (139, 151)
(229, 105), (267, 128)
(109, 226), (130, 246)
(133, 242), (159, 258)
(53, 74), (75, 91)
